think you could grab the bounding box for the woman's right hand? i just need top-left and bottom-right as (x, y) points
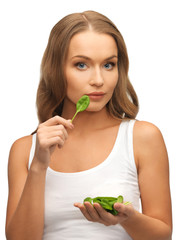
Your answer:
(32, 116), (74, 170)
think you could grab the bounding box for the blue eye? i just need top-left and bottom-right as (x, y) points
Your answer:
(76, 62), (87, 69)
(104, 62), (115, 70)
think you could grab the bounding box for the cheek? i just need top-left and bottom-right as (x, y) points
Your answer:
(65, 70), (88, 104)
(67, 80), (78, 92)
(66, 70), (80, 93)
(66, 68), (88, 90)
(107, 73), (119, 93)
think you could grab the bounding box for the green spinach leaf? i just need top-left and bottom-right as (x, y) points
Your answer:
(83, 195), (126, 215)
(71, 95), (90, 122)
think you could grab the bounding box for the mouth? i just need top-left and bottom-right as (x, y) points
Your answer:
(86, 92), (105, 100)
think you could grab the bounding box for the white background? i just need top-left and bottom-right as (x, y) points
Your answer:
(0, 0), (183, 239)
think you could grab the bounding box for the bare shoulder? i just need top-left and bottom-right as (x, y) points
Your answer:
(134, 120), (163, 140)
(7, 134), (33, 203)
(10, 135), (33, 154)
(9, 135), (33, 170)
(134, 120), (165, 148)
(133, 120), (167, 169)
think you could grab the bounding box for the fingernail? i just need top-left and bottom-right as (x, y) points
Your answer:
(68, 120), (74, 129)
(114, 203), (121, 210)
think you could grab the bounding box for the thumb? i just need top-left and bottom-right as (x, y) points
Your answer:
(114, 203), (125, 212)
(114, 202), (133, 215)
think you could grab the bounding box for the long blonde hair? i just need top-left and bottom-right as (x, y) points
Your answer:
(36, 10), (139, 123)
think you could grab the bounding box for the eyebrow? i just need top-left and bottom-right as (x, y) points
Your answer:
(71, 55), (118, 61)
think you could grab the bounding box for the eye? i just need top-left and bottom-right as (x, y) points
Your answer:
(104, 62), (115, 70)
(75, 62), (87, 70)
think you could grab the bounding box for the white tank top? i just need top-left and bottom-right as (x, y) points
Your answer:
(28, 119), (140, 240)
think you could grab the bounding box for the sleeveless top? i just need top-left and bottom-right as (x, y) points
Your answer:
(28, 119), (140, 240)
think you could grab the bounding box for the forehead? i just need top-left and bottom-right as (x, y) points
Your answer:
(67, 31), (118, 59)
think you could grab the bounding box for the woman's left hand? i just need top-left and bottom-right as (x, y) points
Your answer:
(74, 201), (135, 226)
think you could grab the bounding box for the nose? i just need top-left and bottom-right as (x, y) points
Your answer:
(89, 66), (104, 87)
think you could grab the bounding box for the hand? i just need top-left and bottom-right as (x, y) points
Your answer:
(74, 201), (135, 226)
(32, 116), (74, 169)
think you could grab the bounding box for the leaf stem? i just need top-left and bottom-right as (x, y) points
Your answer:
(71, 110), (79, 123)
(123, 201), (131, 205)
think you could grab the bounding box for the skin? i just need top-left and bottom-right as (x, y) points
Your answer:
(5, 31), (172, 240)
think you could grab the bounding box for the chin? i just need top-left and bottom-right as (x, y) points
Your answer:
(86, 104), (107, 113)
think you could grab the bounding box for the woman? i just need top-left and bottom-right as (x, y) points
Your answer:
(5, 11), (172, 240)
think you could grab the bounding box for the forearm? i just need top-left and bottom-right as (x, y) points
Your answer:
(6, 161), (47, 240)
(121, 210), (172, 240)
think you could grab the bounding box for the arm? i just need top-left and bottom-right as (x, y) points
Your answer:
(6, 116), (74, 240)
(5, 136), (47, 240)
(121, 121), (172, 240)
(75, 121), (172, 240)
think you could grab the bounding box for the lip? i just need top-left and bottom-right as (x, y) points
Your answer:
(87, 92), (105, 96)
(87, 92), (105, 100)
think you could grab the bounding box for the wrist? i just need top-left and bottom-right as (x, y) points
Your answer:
(30, 157), (48, 173)
(120, 208), (138, 227)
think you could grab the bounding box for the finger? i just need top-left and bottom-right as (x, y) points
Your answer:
(47, 126), (68, 141)
(38, 130), (67, 144)
(60, 128), (68, 141)
(39, 136), (64, 149)
(57, 125), (68, 140)
(93, 203), (117, 225)
(74, 203), (93, 222)
(42, 116), (74, 129)
(52, 132), (66, 147)
(114, 203), (134, 218)
(41, 124), (68, 140)
(114, 203), (128, 215)
(83, 202), (102, 222)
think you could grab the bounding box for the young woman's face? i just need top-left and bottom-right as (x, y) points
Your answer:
(65, 30), (118, 112)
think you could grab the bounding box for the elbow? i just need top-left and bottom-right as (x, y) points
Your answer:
(5, 220), (15, 240)
(162, 225), (172, 240)
(5, 224), (10, 240)
(5, 225), (43, 240)
(167, 230), (172, 240)
(5, 226), (13, 240)
(6, 231), (11, 240)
